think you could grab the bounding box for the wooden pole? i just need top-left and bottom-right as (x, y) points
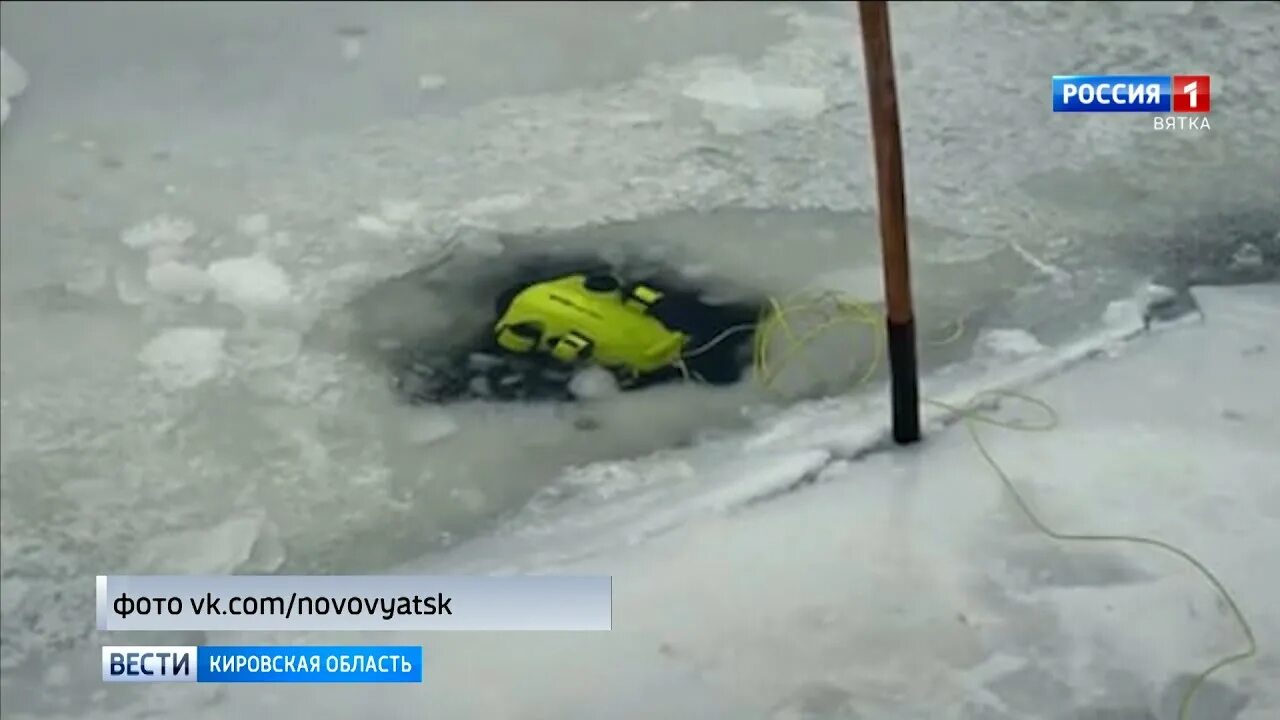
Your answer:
(858, 0), (921, 444)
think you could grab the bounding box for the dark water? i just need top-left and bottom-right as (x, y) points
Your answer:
(388, 253), (766, 404)
(322, 206), (1038, 410)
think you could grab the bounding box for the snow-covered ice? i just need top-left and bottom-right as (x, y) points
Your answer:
(44, 285), (1279, 720)
(136, 327), (227, 391)
(119, 215), (197, 262)
(235, 212), (271, 238)
(352, 214), (399, 238)
(378, 199), (421, 225)
(1, 2), (1278, 717)
(133, 510), (284, 575)
(206, 255), (293, 313)
(683, 67), (828, 135)
(145, 261), (212, 302)
(975, 328), (1047, 361)
(401, 411), (460, 447)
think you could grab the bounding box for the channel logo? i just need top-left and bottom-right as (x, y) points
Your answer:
(102, 646), (196, 683)
(1052, 75), (1211, 113)
(101, 645), (424, 683)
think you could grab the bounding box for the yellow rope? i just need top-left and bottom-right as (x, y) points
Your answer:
(928, 391), (1258, 720)
(673, 292), (1257, 720)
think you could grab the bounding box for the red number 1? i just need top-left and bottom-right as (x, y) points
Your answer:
(1172, 75), (1211, 113)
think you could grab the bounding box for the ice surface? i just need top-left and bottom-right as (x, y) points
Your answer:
(975, 328), (1047, 362)
(811, 265), (884, 298)
(683, 67), (827, 135)
(235, 213), (271, 237)
(1, 1), (1278, 714)
(134, 510), (284, 575)
(136, 327), (227, 391)
(570, 366), (622, 400)
(145, 261), (212, 302)
(47, 284), (1276, 720)
(378, 199), (421, 225)
(401, 411), (459, 447)
(458, 192), (533, 219)
(339, 36), (361, 62)
(352, 214), (399, 238)
(416, 73), (447, 91)
(206, 255), (294, 313)
(119, 215), (197, 265)
(1231, 242), (1264, 271)
(0, 46), (28, 126)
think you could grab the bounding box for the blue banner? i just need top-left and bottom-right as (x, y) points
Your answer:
(195, 646), (422, 683)
(1051, 74), (1173, 112)
(103, 645), (423, 683)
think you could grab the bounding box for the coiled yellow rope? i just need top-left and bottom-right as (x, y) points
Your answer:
(674, 292), (1256, 720)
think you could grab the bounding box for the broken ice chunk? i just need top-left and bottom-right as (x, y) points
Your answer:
(207, 255), (293, 312)
(146, 261), (212, 302)
(974, 328), (1046, 361)
(354, 215), (399, 238)
(570, 367), (620, 399)
(469, 376), (492, 398)
(1230, 242), (1263, 271)
(133, 511), (285, 574)
(115, 266), (154, 306)
(120, 215), (196, 251)
(138, 327), (227, 391)
(1103, 299), (1144, 331)
(682, 67), (827, 135)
